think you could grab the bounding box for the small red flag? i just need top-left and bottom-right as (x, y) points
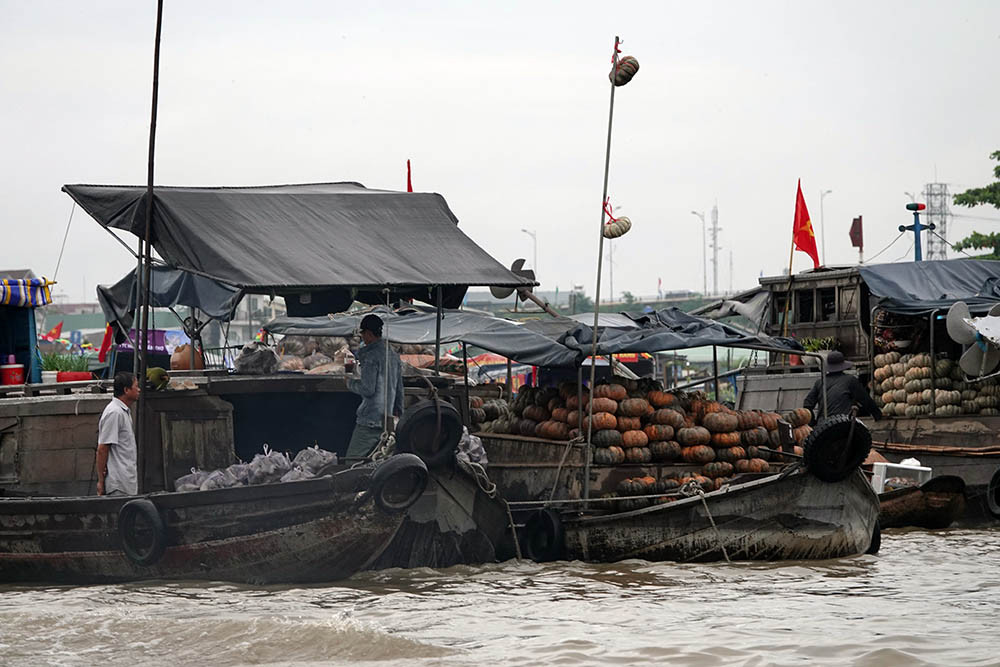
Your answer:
(793, 180), (820, 268)
(98, 323), (114, 362)
(406, 159), (413, 193)
(850, 216), (863, 249)
(41, 321), (63, 342)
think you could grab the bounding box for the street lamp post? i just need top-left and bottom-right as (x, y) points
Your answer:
(819, 189), (832, 266)
(520, 228), (537, 284)
(691, 211), (706, 296)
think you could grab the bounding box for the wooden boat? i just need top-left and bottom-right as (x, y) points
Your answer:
(0, 454), (427, 584)
(556, 468), (878, 563)
(878, 475), (967, 529)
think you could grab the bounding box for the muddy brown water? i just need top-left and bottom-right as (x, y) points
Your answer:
(1, 528), (998, 666)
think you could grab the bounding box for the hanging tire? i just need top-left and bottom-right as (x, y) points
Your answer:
(988, 467), (1000, 520)
(865, 519), (881, 555)
(522, 508), (564, 562)
(118, 498), (167, 567)
(395, 399), (463, 469)
(370, 454), (428, 514)
(802, 414), (872, 483)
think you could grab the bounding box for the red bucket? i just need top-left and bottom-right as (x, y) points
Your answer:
(1, 364), (26, 385)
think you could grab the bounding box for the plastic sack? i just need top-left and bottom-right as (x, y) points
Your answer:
(234, 342), (280, 375)
(277, 335), (313, 357)
(248, 445), (292, 485)
(200, 468), (240, 491)
(174, 468), (209, 492)
(303, 352), (333, 370)
(279, 465), (314, 483)
(456, 426), (487, 467)
(292, 445), (338, 475)
(278, 355), (305, 371)
(226, 462), (252, 486)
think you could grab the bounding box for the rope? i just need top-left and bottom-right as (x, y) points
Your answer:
(678, 480), (731, 563)
(53, 202), (76, 281)
(547, 436), (585, 503)
(894, 240), (915, 263)
(928, 229), (976, 259)
(865, 231), (905, 263)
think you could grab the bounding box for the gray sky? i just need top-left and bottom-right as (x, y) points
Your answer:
(2, 0), (999, 303)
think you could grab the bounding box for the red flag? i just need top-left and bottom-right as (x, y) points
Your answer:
(406, 159), (413, 193)
(41, 321), (63, 342)
(849, 216), (863, 249)
(98, 323), (114, 362)
(793, 180), (820, 268)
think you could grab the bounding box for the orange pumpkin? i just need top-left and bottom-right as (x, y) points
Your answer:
(710, 431), (741, 448)
(650, 440), (681, 462)
(643, 424), (674, 442)
(584, 411), (617, 432)
(650, 408), (685, 429)
(792, 424), (813, 444)
(617, 416), (643, 432)
(783, 407), (812, 428)
(703, 412), (739, 433)
(565, 391), (590, 410)
(588, 397), (619, 415)
(523, 405), (549, 422)
(647, 390), (678, 408)
(621, 430), (649, 448)
(625, 446), (653, 464)
(702, 461), (734, 479)
(551, 407), (570, 423)
(681, 445), (716, 464)
(619, 398), (651, 417)
(740, 426), (769, 447)
(736, 411), (762, 430)
(715, 446), (747, 463)
(677, 426), (711, 446)
(566, 410), (581, 427)
(470, 396), (484, 409)
(760, 412), (780, 431)
(594, 383), (628, 401)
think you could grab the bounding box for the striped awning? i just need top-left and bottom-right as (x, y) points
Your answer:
(1, 278), (54, 308)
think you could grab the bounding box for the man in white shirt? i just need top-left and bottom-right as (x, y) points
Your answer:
(96, 372), (140, 495)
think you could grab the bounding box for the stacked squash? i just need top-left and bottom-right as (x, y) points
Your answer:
(874, 351), (998, 417)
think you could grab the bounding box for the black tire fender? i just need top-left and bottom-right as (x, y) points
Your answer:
(522, 508), (565, 562)
(370, 453), (429, 514)
(118, 498), (167, 567)
(395, 399), (463, 469)
(865, 519), (881, 555)
(987, 467), (1000, 520)
(802, 414), (872, 483)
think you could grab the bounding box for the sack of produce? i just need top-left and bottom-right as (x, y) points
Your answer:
(292, 445), (338, 475)
(303, 351), (333, 370)
(248, 445), (292, 485)
(280, 466), (314, 483)
(278, 355), (305, 371)
(226, 462), (252, 485)
(234, 342), (279, 375)
(200, 467), (240, 491)
(174, 468), (209, 492)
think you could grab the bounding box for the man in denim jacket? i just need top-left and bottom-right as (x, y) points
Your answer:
(346, 314), (404, 459)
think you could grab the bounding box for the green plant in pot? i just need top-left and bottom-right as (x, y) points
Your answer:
(800, 337), (840, 366)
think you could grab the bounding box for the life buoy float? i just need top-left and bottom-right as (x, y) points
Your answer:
(369, 454), (428, 514)
(118, 498), (167, 566)
(522, 508), (565, 562)
(802, 414), (872, 483)
(395, 399), (463, 469)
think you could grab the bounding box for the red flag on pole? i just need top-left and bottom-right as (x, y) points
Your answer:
(406, 159), (413, 193)
(41, 321), (63, 342)
(792, 180), (820, 268)
(98, 323), (114, 362)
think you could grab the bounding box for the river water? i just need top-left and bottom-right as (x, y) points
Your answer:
(1, 528), (998, 666)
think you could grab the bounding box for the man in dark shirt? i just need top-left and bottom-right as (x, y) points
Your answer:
(803, 350), (882, 421)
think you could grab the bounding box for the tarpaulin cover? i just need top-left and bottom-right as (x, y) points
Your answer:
(560, 308), (800, 355)
(1, 278), (53, 308)
(858, 259), (1000, 315)
(62, 183), (534, 299)
(263, 306), (581, 368)
(97, 266), (242, 331)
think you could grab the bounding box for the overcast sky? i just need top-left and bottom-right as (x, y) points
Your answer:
(2, 0), (999, 304)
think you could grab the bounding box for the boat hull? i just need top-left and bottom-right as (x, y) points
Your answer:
(878, 475), (966, 529)
(0, 467), (403, 584)
(562, 469), (879, 563)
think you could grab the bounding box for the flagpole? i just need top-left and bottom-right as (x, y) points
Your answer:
(782, 202), (796, 338)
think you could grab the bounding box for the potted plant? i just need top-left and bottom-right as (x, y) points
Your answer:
(801, 337), (840, 366)
(40, 352), (93, 383)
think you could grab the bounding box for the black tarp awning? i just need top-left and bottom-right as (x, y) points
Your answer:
(97, 266), (243, 332)
(263, 306), (582, 368)
(560, 308), (800, 355)
(858, 259), (1000, 315)
(63, 182), (534, 308)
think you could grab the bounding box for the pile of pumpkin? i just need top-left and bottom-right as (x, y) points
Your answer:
(468, 396), (512, 431)
(873, 352), (1000, 417)
(475, 380), (812, 476)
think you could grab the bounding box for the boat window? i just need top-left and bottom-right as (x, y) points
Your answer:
(772, 293), (789, 328)
(795, 289), (814, 323)
(840, 286), (858, 319)
(819, 287), (836, 321)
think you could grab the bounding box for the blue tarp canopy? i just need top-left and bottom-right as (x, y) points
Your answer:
(858, 259), (1000, 315)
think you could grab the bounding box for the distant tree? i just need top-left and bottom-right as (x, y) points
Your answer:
(953, 151), (1000, 258)
(622, 291), (636, 305)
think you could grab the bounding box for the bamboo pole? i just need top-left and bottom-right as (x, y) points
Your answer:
(135, 0), (164, 494)
(584, 36), (621, 506)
